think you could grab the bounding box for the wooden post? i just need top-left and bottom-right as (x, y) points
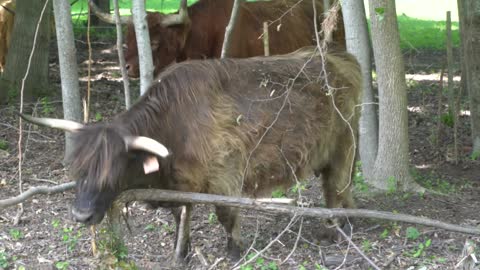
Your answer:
(262, 22), (269, 56)
(446, 11), (458, 163)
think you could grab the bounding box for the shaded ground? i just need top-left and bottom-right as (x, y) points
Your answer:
(1, 39), (479, 270)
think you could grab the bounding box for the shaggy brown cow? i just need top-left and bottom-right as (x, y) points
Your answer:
(20, 47), (361, 259)
(89, 0), (346, 78)
(0, 0), (15, 72)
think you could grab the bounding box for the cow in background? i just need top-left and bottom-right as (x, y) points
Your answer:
(0, 0), (15, 72)
(89, 0), (346, 78)
(20, 47), (361, 260)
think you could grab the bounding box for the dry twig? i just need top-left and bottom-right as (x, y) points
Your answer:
(0, 181), (75, 209)
(336, 226), (381, 270)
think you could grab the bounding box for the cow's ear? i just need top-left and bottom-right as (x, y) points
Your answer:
(143, 155), (160, 174)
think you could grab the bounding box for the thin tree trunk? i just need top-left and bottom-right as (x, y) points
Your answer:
(368, 0), (417, 191)
(53, 0), (82, 161)
(221, 0), (244, 58)
(446, 11), (458, 163)
(339, 0), (378, 180)
(131, 0), (153, 95)
(460, 0), (480, 154)
(0, 0), (51, 102)
(113, 0), (131, 109)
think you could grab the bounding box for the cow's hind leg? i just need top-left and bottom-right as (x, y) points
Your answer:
(320, 144), (356, 239)
(215, 206), (243, 260)
(171, 204), (192, 263)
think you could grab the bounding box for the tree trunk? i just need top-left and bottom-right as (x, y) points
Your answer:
(113, 0), (131, 109)
(131, 0), (153, 95)
(53, 0), (82, 161)
(221, 0), (244, 58)
(368, 0), (416, 191)
(0, 0), (51, 103)
(89, 0), (109, 27)
(459, 0), (480, 155)
(339, 0), (378, 180)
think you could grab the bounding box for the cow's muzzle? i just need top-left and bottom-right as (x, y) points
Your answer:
(71, 206), (104, 225)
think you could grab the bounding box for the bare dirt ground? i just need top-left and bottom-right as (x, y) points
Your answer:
(1, 39), (479, 270)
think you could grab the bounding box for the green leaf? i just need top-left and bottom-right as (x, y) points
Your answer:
(425, 238), (432, 247)
(375, 7), (385, 15)
(406, 227), (420, 240)
(268, 261), (279, 270)
(375, 7), (385, 21)
(380, 228), (389, 239)
(256, 257), (265, 266)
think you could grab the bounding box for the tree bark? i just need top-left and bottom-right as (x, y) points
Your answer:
(368, 0), (416, 191)
(459, 0), (480, 155)
(53, 0), (82, 161)
(131, 0), (153, 95)
(113, 0), (131, 109)
(339, 0), (378, 180)
(0, 0), (51, 103)
(221, 0), (244, 58)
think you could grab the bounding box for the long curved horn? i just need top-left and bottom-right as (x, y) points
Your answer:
(161, 0), (190, 26)
(88, 0), (131, 24)
(17, 113), (84, 132)
(124, 136), (169, 157)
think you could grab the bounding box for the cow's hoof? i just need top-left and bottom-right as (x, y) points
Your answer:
(227, 240), (244, 261)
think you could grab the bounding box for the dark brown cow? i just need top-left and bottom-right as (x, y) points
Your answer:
(20, 47), (361, 259)
(90, 0), (346, 78)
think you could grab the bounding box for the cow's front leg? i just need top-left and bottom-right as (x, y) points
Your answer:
(215, 206), (243, 260)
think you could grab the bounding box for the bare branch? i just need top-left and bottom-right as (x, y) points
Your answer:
(114, 189), (480, 235)
(0, 181), (75, 209)
(336, 226), (381, 270)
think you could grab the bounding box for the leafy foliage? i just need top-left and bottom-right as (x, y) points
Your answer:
(406, 227), (420, 240)
(0, 139), (8, 150)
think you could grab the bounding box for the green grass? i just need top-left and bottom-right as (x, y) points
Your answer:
(71, 0), (197, 16)
(71, 0), (460, 50)
(397, 14), (460, 50)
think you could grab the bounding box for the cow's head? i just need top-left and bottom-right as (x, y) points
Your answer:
(124, 11), (191, 78)
(18, 114), (169, 225)
(89, 0), (190, 78)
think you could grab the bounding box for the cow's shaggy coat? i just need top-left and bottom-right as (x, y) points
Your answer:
(67, 48), (362, 258)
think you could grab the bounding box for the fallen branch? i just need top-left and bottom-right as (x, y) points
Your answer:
(0, 181), (75, 209)
(115, 189), (480, 235)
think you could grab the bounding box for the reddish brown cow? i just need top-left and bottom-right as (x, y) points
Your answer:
(20, 47), (361, 260)
(90, 0), (345, 77)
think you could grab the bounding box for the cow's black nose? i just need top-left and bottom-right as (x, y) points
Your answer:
(71, 207), (94, 224)
(125, 64), (130, 70)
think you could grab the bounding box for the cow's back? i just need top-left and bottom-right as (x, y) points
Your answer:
(184, 0), (345, 60)
(227, 0), (345, 58)
(122, 48), (360, 197)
